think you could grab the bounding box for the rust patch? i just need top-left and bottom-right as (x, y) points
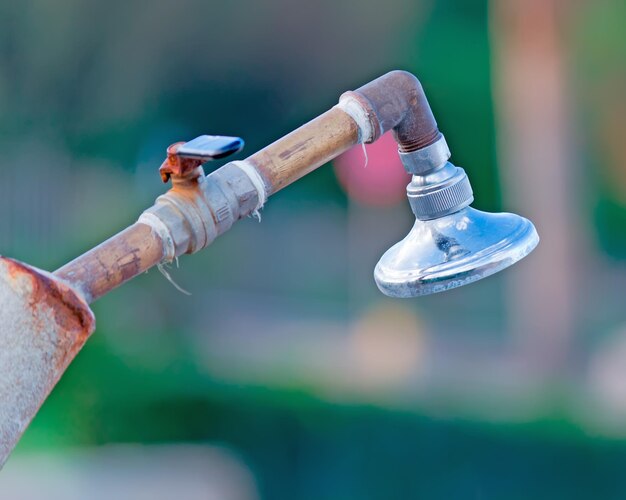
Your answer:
(1, 257), (95, 350)
(347, 71), (441, 152)
(159, 142), (204, 183)
(0, 257), (97, 465)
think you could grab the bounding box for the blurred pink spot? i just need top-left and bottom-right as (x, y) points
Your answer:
(334, 132), (409, 206)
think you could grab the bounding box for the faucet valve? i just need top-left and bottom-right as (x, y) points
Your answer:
(159, 135), (244, 182)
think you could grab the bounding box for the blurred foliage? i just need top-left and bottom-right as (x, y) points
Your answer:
(575, 0), (626, 258)
(18, 329), (626, 500)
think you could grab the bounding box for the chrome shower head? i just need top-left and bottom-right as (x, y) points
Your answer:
(374, 136), (539, 298)
(374, 207), (539, 297)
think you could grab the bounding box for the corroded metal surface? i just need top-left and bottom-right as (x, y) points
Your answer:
(159, 142), (204, 182)
(54, 223), (165, 303)
(342, 70), (441, 152)
(0, 257), (95, 467)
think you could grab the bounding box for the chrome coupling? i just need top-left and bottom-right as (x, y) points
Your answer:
(398, 135), (474, 221)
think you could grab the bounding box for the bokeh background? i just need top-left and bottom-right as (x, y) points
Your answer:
(1, 0), (626, 498)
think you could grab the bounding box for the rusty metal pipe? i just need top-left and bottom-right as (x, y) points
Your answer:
(55, 223), (165, 303)
(342, 70), (441, 152)
(53, 109), (360, 302)
(0, 70), (444, 466)
(53, 71), (442, 300)
(51, 71), (441, 300)
(54, 108), (359, 302)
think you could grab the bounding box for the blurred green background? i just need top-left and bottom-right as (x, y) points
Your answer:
(2, 0), (626, 498)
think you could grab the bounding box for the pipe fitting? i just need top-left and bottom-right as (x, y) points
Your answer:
(341, 70), (441, 151)
(141, 167), (213, 259)
(407, 164), (473, 220)
(398, 135), (451, 175)
(398, 135), (473, 221)
(336, 95), (375, 143)
(139, 162), (261, 260)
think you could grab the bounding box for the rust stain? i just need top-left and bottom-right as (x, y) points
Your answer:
(170, 179), (203, 200)
(1, 257), (95, 370)
(159, 142), (204, 183)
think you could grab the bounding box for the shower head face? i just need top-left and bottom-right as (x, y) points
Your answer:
(374, 207), (539, 298)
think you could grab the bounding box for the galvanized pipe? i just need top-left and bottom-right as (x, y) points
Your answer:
(1, 70), (439, 466)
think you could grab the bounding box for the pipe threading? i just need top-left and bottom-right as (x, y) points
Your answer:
(397, 130), (442, 153)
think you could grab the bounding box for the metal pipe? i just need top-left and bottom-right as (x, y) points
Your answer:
(53, 106), (360, 301)
(0, 257), (95, 466)
(54, 223), (165, 303)
(342, 70), (441, 151)
(0, 71), (447, 466)
(53, 71), (442, 301)
(248, 107), (359, 195)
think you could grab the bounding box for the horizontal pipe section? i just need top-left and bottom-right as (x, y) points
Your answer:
(54, 109), (359, 300)
(54, 223), (165, 303)
(248, 107), (360, 195)
(54, 71), (437, 301)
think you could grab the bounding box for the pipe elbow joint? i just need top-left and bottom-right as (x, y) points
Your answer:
(340, 70), (441, 152)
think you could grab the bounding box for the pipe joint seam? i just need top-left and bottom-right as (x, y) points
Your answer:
(139, 162), (263, 259)
(335, 96), (375, 143)
(137, 211), (176, 262)
(399, 135), (451, 175)
(228, 160), (267, 210)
